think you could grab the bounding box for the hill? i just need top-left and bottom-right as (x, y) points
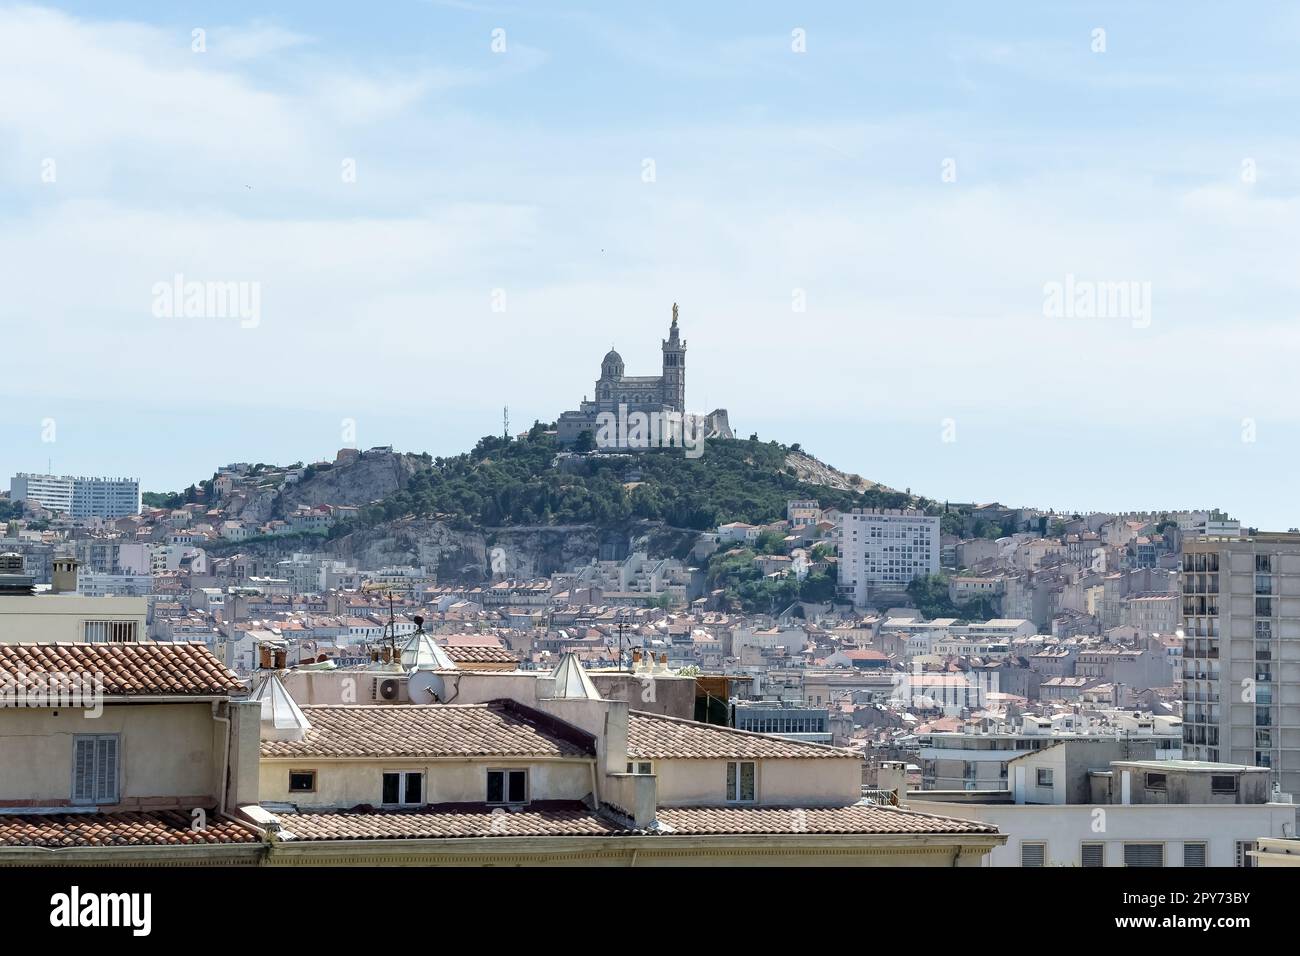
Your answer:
(331, 431), (923, 536)
(178, 431), (937, 583)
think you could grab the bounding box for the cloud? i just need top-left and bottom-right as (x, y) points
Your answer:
(209, 21), (314, 60)
(4, 1), (1300, 524)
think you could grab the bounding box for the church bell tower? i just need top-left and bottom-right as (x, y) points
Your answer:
(661, 303), (686, 412)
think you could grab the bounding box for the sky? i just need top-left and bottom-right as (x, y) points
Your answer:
(2, 2), (1299, 528)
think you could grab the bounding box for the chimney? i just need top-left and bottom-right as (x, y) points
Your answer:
(877, 761), (908, 806)
(51, 556), (80, 594)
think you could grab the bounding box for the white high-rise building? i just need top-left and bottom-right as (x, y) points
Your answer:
(10, 473), (140, 519)
(838, 508), (940, 606)
(10, 474), (74, 513)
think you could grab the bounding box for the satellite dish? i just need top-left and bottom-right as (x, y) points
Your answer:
(408, 671), (444, 703)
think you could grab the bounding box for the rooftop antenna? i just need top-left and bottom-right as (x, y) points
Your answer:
(503, 405), (509, 440)
(360, 581), (414, 665)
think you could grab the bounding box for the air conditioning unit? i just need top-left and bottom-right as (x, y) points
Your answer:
(370, 677), (405, 702)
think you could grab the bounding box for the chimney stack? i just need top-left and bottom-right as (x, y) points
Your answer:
(51, 556), (79, 594)
(877, 760), (909, 807)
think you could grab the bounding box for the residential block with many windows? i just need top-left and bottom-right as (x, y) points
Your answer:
(1181, 532), (1300, 796)
(837, 509), (940, 606)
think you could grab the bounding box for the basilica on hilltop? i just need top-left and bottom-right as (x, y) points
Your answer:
(555, 304), (732, 446)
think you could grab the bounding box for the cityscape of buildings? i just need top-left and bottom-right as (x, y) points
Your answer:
(3, 6), (1291, 923)
(0, 429), (1295, 870)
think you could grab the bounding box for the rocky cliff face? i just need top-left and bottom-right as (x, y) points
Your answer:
(326, 517), (489, 580)
(276, 452), (421, 516)
(229, 489), (278, 525)
(324, 519), (692, 582)
(218, 451), (422, 525)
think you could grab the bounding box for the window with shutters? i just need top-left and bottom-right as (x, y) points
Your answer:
(1183, 843), (1208, 867)
(72, 734), (119, 804)
(1124, 843), (1165, 867)
(1081, 843), (1104, 867)
(1020, 842), (1046, 867)
(726, 761), (756, 803)
(1236, 841), (1256, 868)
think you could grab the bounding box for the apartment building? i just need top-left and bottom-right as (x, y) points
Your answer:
(786, 499), (821, 525)
(1121, 592), (1179, 635)
(731, 700), (832, 744)
(838, 509), (940, 606)
(0, 554), (146, 643)
(1181, 531), (1300, 795)
(76, 571), (154, 598)
(912, 748), (1292, 868)
(917, 714), (1181, 791)
(10, 473), (141, 519)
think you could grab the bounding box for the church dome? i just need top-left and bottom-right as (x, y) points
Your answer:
(600, 348), (625, 380)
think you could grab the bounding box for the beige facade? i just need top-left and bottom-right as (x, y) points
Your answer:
(0, 593), (147, 643)
(0, 699), (259, 812)
(652, 756), (862, 806)
(260, 756), (594, 807)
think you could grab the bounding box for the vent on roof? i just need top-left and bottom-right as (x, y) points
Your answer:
(0, 553), (34, 595)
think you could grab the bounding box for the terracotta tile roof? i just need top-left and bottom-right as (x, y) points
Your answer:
(269, 802), (996, 840)
(445, 645), (518, 664)
(0, 642), (244, 697)
(0, 810), (259, 847)
(627, 711), (859, 760)
(277, 801), (623, 840)
(653, 804), (999, 835)
(260, 701), (596, 760)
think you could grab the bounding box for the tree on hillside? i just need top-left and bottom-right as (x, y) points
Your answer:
(799, 567), (837, 603)
(907, 574), (998, 621)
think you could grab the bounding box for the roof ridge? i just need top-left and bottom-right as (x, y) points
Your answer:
(629, 709), (854, 755)
(299, 702), (488, 710)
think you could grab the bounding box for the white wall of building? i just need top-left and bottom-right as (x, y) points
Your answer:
(908, 799), (1294, 867)
(838, 510), (940, 606)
